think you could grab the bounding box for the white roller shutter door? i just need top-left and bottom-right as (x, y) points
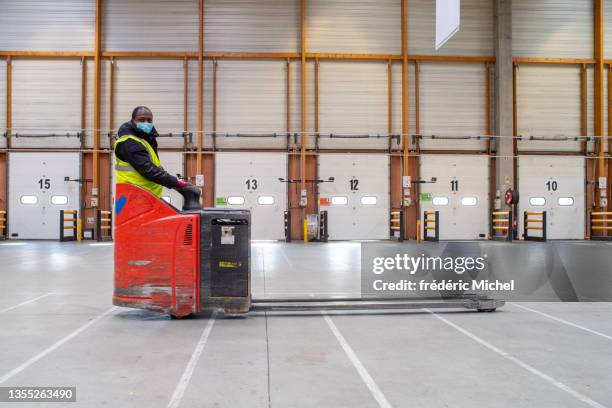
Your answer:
(518, 156), (585, 240)
(8, 152), (80, 239)
(319, 154), (390, 240)
(420, 155), (490, 240)
(215, 152), (287, 240)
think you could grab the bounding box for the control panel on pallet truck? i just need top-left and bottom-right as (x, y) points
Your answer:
(113, 183), (504, 317)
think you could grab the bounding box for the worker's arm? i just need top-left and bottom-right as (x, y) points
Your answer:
(115, 139), (180, 189)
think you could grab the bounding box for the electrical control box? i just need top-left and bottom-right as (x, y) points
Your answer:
(299, 189), (308, 207)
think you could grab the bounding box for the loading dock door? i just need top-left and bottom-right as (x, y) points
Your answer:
(9, 152), (80, 239)
(420, 155), (489, 240)
(318, 154), (390, 240)
(518, 156), (585, 239)
(215, 152), (287, 240)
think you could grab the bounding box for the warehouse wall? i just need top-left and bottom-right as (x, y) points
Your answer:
(85, 59), (110, 149)
(513, 0), (593, 59)
(391, 62), (416, 140)
(290, 61), (314, 149)
(308, 0), (401, 54)
(103, 0), (198, 52)
(0, 0), (95, 51)
(114, 59), (186, 148)
(0, 0), (496, 151)
(586, 66), (609, 153)
(215, 60), (288, 149)
(0, 0), (608, 240)
(187, 60), (214, 150)
(0, 59), (5, 149)
(516, 65), (582, 152)
(11, 59), (82, 148)
(409, 0), (494, 56)
(418, 62), (487, 151)
(0, 0), (602, 152)
(606, 0), (612, 59)
(513, 0), (599, 154)
(317, 61), (388, 149)
(516, 63), (608, 153)
(206, 0), (299, 53)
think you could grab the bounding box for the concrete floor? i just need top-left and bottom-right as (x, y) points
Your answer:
(0, 241), (611, 408)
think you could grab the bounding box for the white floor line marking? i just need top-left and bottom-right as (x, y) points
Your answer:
(0, 293), (55, 314)
(425, 309), (607, 408)
(0, 306), (117, 385)
(280, 251), (295, 270)
(510, 303), (612, 341)
(322, 311), (393, 408)
(167, 310), (217, 408)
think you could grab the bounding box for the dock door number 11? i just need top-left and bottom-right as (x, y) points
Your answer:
(450, 179), (459, 191)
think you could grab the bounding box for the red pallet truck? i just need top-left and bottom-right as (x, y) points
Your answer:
(113, 183), (504, 317)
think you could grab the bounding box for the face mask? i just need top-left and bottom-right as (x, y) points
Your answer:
(136, 122), (154, 134)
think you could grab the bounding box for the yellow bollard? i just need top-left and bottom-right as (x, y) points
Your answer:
(416, 219), (421, 242)
(303, 218), (309, 243)
(77, 219), (82, 242)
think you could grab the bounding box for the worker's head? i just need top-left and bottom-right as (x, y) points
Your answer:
(131, 106), (154, 134)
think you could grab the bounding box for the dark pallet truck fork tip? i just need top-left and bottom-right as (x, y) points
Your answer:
(113, 183), (505, 318)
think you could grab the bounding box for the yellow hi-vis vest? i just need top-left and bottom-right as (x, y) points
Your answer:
(113, 135), (163, 198)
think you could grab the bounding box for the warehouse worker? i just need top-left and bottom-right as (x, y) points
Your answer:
(114, 106), (200, 208)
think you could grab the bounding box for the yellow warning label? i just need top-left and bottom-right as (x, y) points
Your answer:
(218, 261), (242, 268)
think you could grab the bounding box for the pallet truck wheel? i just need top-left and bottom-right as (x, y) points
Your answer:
(170, 313), (193, 320)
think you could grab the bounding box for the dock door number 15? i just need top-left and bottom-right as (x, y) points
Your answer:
(38, 178), (51, 190)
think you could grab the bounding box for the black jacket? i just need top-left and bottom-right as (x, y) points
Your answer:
(114, 121), (179, 189)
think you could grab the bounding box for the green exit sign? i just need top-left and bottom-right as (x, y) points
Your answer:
(420, 193), (432, 202)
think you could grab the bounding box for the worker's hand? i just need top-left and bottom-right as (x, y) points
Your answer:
(176, 179), (192, 189)
(176, 184), (202, 211)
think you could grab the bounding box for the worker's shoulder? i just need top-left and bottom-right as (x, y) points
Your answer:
(116, 134), (144, 144)
(115, 136), (147, 151)
(116, 133), (141, 141)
